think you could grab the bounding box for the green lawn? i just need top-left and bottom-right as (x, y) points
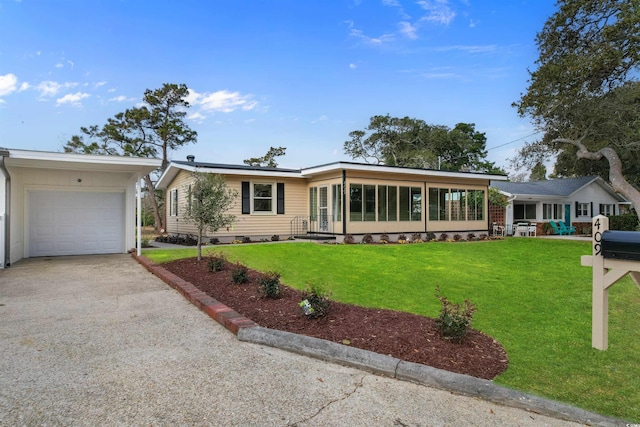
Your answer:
(144, 239), (640, 422)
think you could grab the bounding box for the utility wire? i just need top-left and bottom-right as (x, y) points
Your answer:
(487, 131), (542, 151)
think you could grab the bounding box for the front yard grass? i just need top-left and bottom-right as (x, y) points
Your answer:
(143, 238), (640, 422)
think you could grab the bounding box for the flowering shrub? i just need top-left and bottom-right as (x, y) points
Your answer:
(434, 286), (477, 343)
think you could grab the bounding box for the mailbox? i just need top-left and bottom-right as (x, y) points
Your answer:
(601, 230), (640, 261)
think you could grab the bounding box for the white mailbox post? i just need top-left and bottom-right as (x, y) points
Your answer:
(581, 215), (640, 350)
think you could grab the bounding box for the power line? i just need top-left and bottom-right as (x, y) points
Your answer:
(487, 131), (542, 151)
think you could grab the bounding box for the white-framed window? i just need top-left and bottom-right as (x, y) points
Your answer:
(577, 203), (589, 217)
(169, 188), (178, 217)
(514, 203), (536, 220)
(600, 204), (614, 216)
(252, 182), (274, 213)
(543, 203), (563, 220)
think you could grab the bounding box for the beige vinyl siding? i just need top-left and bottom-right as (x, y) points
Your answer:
(164, 171), (308, 239)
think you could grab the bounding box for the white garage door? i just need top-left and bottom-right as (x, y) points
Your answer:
(29, 191), (125, 257)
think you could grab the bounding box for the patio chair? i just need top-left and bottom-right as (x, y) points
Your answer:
(528, 222), (537, 237)
(558, 221), (576, 235)
(548, 221), (566, 235)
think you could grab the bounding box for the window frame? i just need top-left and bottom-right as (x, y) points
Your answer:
(169, 188), (178, 217)
(577, 202), (589, 217)
(252, 181), (276, 214)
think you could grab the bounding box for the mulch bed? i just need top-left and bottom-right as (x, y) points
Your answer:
(162, 257), (509, 380)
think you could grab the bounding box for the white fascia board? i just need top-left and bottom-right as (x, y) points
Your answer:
(7, 148), (161, 167)
(301, 161), (508, 181)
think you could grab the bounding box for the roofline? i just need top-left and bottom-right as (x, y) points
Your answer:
(300, 161), (508, 180)
(2, 148), (162, 168)
(157, 159), (509, 189)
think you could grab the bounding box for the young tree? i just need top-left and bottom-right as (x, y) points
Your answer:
(513, 0), (640, 220)
(243, 146), (286, 167)
(183, 173), (238, 261)
(64, 83), (197, 231)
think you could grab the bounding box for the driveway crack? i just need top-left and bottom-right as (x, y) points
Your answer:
(288, 373), (367, 426)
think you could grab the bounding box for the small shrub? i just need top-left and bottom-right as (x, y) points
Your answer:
(231, 263), (249, 284)
(379, 233), (389, 244)
(438, 233), (448, 242)
(271, 234), (280, 241)
(208, 255), (226, 272)
(258, 271), (281, 299)
(453, 234), (462, 242)
(434, 286), (477, 343)
(141, 237), (151, 248)
(343, 234), (355, 244)
(411, 233), (423, 243)
(467, 233), (476, 241)
(609, 214), (639, 231)
(479, 233), (488, 240)
(362, 233), (374, 244)
(231, 239), (242, 244)
(300, 284), (332, 318)
(242, 236), (252, 244)
(209, 237), (220, 245)
(397, 234), (407, 244)
(426, 232), (436, 241)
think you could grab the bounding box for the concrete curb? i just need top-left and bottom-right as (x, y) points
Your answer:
(132, 253), (628, 427)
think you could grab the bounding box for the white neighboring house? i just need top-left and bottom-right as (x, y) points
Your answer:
(490, 176), (630, 235)
(0, 148), (161, 268)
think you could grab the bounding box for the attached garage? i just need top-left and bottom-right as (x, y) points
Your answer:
(28, 190), (125, 257)
(0, 148), (161, 268)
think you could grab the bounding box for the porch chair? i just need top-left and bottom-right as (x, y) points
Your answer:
(558, 221), (576, 235)
(528, 222), (537, 237)
(548, 221), (566, 235)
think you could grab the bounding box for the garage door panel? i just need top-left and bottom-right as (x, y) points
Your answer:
(29, 191), (125, 257)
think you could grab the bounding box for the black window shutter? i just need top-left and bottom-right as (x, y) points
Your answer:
(575, 201), (579, 214)
(590, 202), (593, 217)
(599, 203), (604, 215)
(242, 181), (250, 214)
(277, 183), (285, 214)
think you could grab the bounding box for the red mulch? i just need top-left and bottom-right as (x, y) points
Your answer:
(162, 257), (509, 380)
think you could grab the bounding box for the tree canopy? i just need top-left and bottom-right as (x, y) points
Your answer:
(243, 146), (286, 168)
(513, 0), (640, 217)
(343, 114), (504, 174)
(64, 83), (197, 230)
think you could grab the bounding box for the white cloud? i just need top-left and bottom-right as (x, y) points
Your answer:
(435, 44), (498, 54)
(0, 73), (19, 97)
(189, 89), (258, 113)
(55, 63), (64, 68)
(398, 21), (418, 39)
(188, 111), (206, 122)
(349, 63), (358, 69)
(19, 82), (30, 91)
(56, 92), (90, 106)
(94, 81), (107, 88)
(417, 0), (456, 25)
(311, 115), (328, 124)
(36, 80), (78, 97)
(109, 95), (135, 102)
(349, 28), (395, 45)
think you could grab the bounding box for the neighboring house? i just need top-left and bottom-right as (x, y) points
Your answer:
(156, 157), (508, 242)
(0, 148), (161, 268)
(490, 176), (630, 235)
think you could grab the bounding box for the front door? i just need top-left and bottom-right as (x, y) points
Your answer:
(319, 186), (328, 232)
(564, 204), (571, 225)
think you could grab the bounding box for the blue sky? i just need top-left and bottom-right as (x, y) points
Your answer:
(0, 0), (556, 171)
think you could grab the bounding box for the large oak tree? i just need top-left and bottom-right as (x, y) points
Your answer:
(343, 114), (503, 173)
(64, 83), (197, 231)
(513, 0), (640, 219)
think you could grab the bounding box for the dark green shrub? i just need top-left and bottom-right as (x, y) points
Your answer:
(453, 234), (462, 241)
(609, 214), (639, 231)
(411, 233), (423, 243)
(231, 262), (249, 284)
(242, 236), (252, 243)
(300, 284), (332, 318)
(208, 255), (226, 272)
(467, 233), (476, 240)
(209, 237), (220, 245)
(434, 286), (477, 343)
(479, 233), (488, 240)
(258, 271), (281, 299)
(361, 233), (374, 244)
(379, 233), (390, 243)
(426, 232), (436, 241)
(271, 234), (280, 241)
(343, 234), (355, 244)
(438, 233), (448, 242)
(398, 234), (407, 241)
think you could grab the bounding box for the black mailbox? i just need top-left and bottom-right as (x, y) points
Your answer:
(601, 230), (640, 261)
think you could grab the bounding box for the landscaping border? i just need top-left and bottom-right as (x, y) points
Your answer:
(132, 252), (627, 427)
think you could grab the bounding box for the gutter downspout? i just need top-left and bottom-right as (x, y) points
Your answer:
(0, 150), (10, 268)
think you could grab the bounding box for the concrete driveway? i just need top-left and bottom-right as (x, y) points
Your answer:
(0, 255), (584, 426)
